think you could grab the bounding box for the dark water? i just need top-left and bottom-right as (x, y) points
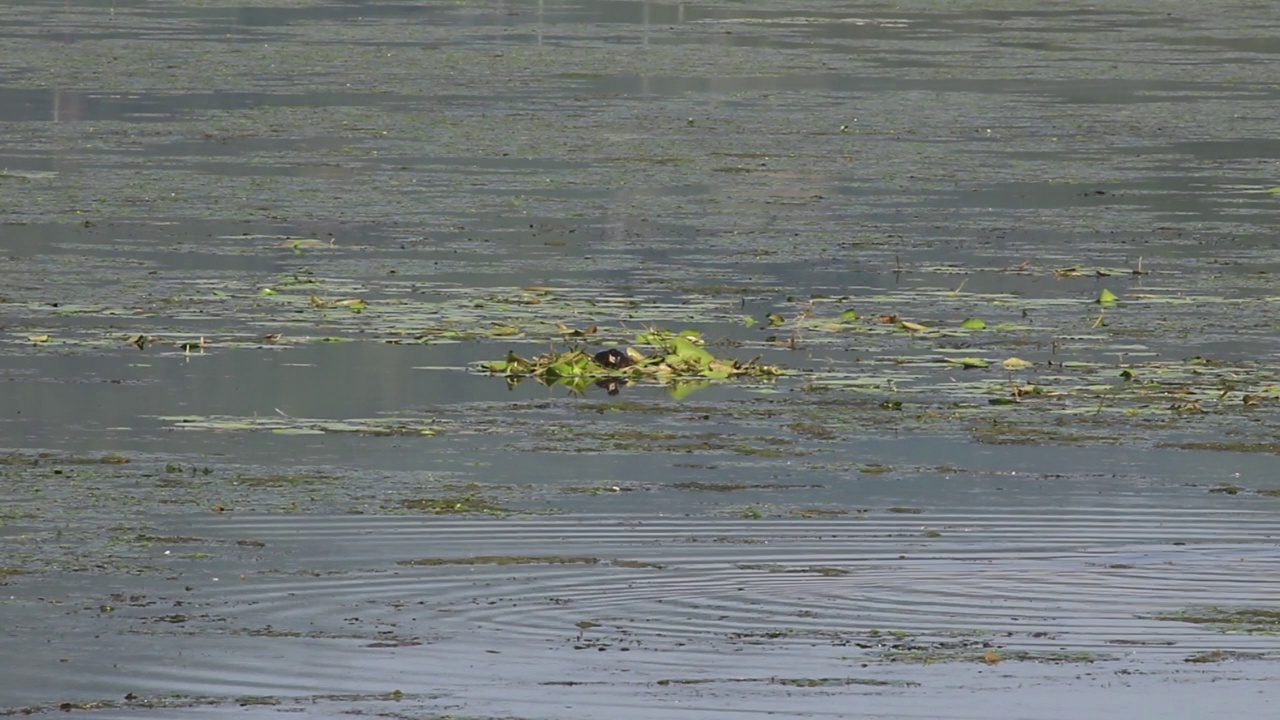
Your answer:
(2, 0), (1279, 717)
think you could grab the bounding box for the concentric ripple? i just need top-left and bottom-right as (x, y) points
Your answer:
(6, 511), (1278, 715)
(189, 509), (1280, 661)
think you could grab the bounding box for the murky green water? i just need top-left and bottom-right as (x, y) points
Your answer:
(2, 1), (1279, 717)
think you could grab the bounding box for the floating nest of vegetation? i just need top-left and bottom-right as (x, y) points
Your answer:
(479, 328), (784, 394)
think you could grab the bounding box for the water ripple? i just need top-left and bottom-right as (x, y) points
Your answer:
(193, 510), (1280, 660)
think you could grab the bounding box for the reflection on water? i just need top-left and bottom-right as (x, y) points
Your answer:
(2, 0), (1279, 717)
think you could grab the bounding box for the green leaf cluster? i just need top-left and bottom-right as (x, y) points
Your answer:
(481, 327), (784, 389)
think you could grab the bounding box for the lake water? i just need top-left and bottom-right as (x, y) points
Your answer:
(2, 1), (1279, 717)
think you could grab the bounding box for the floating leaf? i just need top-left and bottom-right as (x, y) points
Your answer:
(556, 322), (596, 337)
(899, 321), (927, 332)
(27, 334), (51, 343)
(288, 238), (331, 250)
(960, 317), (986, 330)
(944, 357), (989, 368)
(1001, 357), (1033, 370)
(331, 298), (366, 311)
(545, 361), (578, 380)
(667, 336), (715, 369)
(766, 313), (786, 326)
(839, 308), (858, 321)
(1097, 288), (1119, 304)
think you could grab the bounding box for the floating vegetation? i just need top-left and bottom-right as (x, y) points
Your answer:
(12, 243), (1280, 449)
(861, 630), (1107, 664)
(398, 494), (512, 515)
(161, 415), (443, 436)
(0, 452), (130, 466)
(1152, 607), (1280, 634)
(653, 676), (913, 688)
(525, 427), (800, 456)
(714, 626), (1102, 665)
(0, 691), (423, 718)
(1184, 649), (1267, 663)
(480, 327), (784, 393)
(669, 481), (818, 492)
(735, 563), (850, 577)
(789, 507), (863, 518)
(610, 559), (665, 569)
(785, 421), (837, 439)
(858, 464), (894, 474)
(394, 555), (665, 567)
(1160, 441), (1280, 455)
(879, 647), (1104, 664)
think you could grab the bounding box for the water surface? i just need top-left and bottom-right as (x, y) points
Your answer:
(2, 0), (1279, 717)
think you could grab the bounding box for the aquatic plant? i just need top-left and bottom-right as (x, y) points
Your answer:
(480, 327), (784, 391)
